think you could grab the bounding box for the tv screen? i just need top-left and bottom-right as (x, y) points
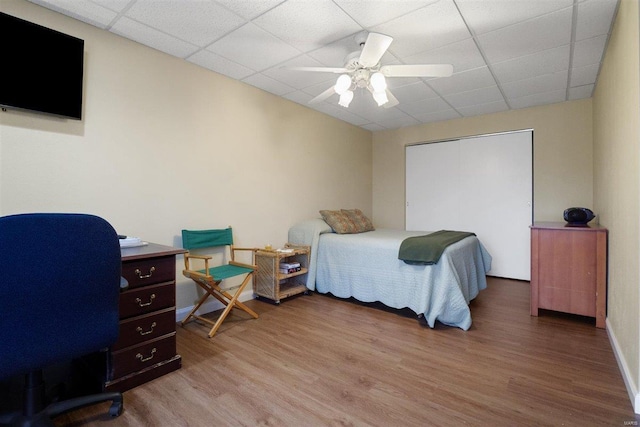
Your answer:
(0, 12), (84, 120)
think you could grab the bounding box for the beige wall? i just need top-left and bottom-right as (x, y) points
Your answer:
(372, 99), (593, 229)
(0, 1), (372, 311)
(593, 0), (640, 410)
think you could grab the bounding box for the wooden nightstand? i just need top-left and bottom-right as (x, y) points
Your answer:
(254, 244), (310, 303)
(530, 222), (608, 328)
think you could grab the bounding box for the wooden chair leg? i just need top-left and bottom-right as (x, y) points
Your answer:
(181, 281), (220, 326)
(206, 274), (258, 338)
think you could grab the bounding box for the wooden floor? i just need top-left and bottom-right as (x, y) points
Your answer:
(57, 277), (637, 426)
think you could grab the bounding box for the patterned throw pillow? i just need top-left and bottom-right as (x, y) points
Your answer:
(319, 210), (357, 234)
(341, 209), (375, 233)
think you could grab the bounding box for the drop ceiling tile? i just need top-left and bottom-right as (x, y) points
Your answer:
(397, 96), (452, 117)
(111, 16), (200, 58)
(456, 100), (509, 117)
(187, 49), (255, 80)
(413, 109), (461, 124)
(283, 90), (314, 105)
(477, 7), (572, 64)
(502, 70), (568, 99)
(252, 0), (361, 52)
(575, 0), (618, 41)
(456, 0), (572, 35)
(443, 85), (504, 109)
(242, 73), (296, 96)
(361, 123), (386, 132)
(403, 38), (486, 75)
(28, 0), (118, 28)
(124, 0), (245, 47)
(307, 34), (359, 66)
(373, 0), (471, 58)
(572, 35), (607, 68)
(427, 66), (497, 96)
(389, 82), (439, 104)
(313, 103), (370, 126)
(332, 0), (438, 27)
(568, 84), (594, 100)
(206, 23), (301, 72)
(89, 0), (131, 13)
(262, 55), (336, 90)
(347, 95), (408, 121)
(378, 114), (421, 130)
(492, 45), (570, 85)
(508, 89), (566, 109)
(570, 63), (600, 87)
(215, 0), (285, 20)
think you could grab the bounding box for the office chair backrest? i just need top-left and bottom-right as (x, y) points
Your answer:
(182, 227), (234, 250)
(0, 213), (121, 380)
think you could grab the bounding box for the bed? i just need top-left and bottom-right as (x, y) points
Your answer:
(288, 219), (492, 330)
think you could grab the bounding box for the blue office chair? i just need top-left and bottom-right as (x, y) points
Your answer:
(0, 213), (124, 426)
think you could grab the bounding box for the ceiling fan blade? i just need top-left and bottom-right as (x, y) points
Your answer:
(287, 66), (349, 74)
(380, 64), (454, 78)
(359, 33), (393, 67)
(309, 86), (336, 104)
(384, 89), (399, 109)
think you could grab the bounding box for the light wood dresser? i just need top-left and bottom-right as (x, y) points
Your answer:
(530, 222), (607, 328)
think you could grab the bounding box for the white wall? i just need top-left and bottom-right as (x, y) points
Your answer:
(0, 0), (373, 312)
(593, 0), (640, 413)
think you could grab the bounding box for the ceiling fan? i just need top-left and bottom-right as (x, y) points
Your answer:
(289, 32), (454, 108)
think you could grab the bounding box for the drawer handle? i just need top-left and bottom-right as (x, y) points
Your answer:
(136, 348), (157, 362)
(134, 266), (156, 279)
(136, 322), (157, 336)
(135, 294), (156, 307)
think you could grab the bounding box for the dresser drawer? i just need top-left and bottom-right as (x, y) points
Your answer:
(122, 255), (176, 289)
(111, 333), (176, 379)
(113, 307), (176, 351)
(119, 282), (175, 319)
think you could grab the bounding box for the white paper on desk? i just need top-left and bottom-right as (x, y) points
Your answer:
(119, 237), (147, 248)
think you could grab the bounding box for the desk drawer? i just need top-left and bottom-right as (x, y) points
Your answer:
(119, 283), (175, 319)
(113, 307), (176, 351)
(122, 255), (176, 289)
(111, 333), (176, 379)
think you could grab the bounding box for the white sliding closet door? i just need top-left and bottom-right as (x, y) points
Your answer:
(406, 131), (532, 280)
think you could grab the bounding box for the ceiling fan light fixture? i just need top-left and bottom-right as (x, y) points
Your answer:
(339, 90), (354, 108)
(372, 90), (388, 106)
(335, 74), (352, 95)
(370, 72), (387, 92)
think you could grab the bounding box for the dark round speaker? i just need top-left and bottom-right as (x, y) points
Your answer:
(563, 207), (595, 225)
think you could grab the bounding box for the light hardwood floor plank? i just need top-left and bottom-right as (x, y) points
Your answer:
(56, 277), (638, 426)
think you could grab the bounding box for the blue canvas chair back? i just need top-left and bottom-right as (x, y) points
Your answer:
(182, 227), (233, 250)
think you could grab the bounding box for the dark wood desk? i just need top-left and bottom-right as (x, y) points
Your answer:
(95, 243), (186, 392)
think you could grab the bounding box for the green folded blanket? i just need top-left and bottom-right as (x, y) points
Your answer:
(398, 230), (476, 265)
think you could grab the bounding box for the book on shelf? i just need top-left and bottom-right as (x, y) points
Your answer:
(279, 262), (300, 269)
(279, 267), (301, 274)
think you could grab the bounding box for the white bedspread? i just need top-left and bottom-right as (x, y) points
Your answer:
(288, 219), (492, 330)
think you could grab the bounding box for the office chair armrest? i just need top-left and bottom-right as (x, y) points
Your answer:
(229, 260), (257, 270)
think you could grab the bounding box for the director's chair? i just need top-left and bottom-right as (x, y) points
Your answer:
(181, 227), (259, 338)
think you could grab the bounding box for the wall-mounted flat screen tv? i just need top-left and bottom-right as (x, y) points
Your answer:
(0, 12), (84, 120)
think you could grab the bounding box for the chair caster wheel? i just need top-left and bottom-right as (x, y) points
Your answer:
(109, 401), (123, 417)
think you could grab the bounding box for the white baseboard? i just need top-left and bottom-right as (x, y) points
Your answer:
(175, 288), (256, 323)
(607, 318), (640, 414)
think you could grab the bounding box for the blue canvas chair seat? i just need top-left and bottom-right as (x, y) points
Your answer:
(181, 227), (259, 338)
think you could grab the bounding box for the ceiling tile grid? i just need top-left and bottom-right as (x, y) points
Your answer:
(26, 0), (619, 130)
